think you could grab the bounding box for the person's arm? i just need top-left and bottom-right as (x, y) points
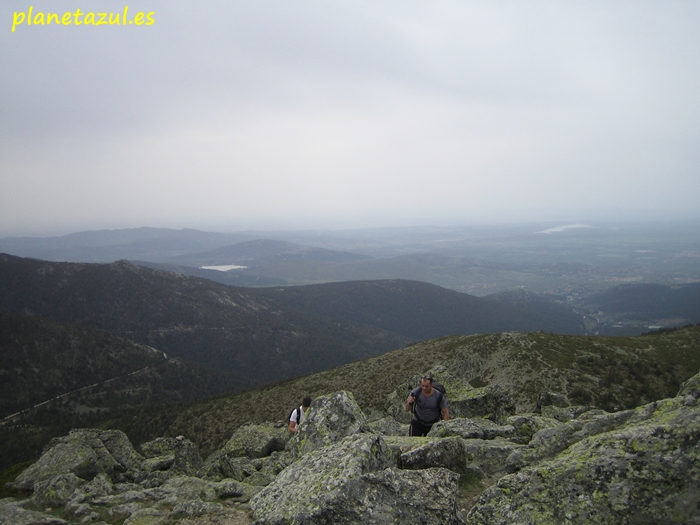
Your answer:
(288, 409), (298, 433)
(405, 393), (416, 412)
(442, 407), (450, 421)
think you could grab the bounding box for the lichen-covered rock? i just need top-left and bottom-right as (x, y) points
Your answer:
(0, 499), (69, 524)
(200, 448), (293, 486)
(10, 429), (143, 491)
(207, 453), (255, 482)
(142, 454), (175, 473)
(199, 449), (231, 481)
(679, 370), (700, 400)
(506, 408), (637, 471)
(2, 430), (260, 525)
(462, 438), (524, 478)
(171, 498), (223, 518)
(505, 414), (561, 444)
(448, 386), (516, 422)
(31, 473), (84, 508)
(398, 430), (520, 480)
(469, 394), (700, 524)
(540, 404), (597, 422)
(79, 472), (115, 499)
(368, 416), (408, 436)
(8, 365), (700, 525)
(288, 390), (369, 457)
(252, 433), (462, 524)
(358, 467), (464, 525)
(220, 422), (287, 459)
(382, 435), (438, 466)
(399, 437), (469, 476)
(123, 506), (166, 524)
(214, 479), (262, 501)
(139, 436), (202, 476)
(428, 417), (515, 440)
(69, 474), (259, 523)
(99, 430), (144, 471)
(535, 390), (569, 410)
(385, 383), (418, 423)
(242, 452), (295, 487)
(11, 440), (97, 491)
(251, 433), (393, 523)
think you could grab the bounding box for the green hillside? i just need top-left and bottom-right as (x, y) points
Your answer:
(98, 325), (700, 460)
(2, 325), (698, 474)
(0, 312), (228, 420)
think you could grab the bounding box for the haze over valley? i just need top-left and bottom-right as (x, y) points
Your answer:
(3, 221), (698, 336)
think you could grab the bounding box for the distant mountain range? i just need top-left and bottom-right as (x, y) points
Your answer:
(3, 226), (699, 323)
(134, 249), (515, 292)
(169, 239), (372, 267)
(0, 253), (587, 391)
(0, 227), (255, 263)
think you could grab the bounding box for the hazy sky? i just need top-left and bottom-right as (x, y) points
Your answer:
(2, 1), (699, 236)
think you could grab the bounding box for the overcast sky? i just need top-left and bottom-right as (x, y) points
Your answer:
(1, 1), (699, 236)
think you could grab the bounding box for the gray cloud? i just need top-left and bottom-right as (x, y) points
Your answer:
(1, 0), (699, 235)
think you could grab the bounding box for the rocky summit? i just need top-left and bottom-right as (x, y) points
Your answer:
(2, 370), (699, 525)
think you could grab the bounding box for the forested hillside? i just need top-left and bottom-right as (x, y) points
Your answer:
(0, 312), (227, 421)
(0, 254), (586, 390)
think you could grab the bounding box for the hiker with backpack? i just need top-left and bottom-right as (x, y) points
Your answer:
(288, 397), (312, 433)
(405, 373), (449, 436)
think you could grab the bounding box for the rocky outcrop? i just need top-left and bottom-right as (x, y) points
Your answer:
(3, 471), (260, 524)
(220, 423), (288, 459)
(4, 369), (700, 525)
(288, 390), (369, 457)
(506, 407), (638, 471)
(448, 385), (516, 422)
(540, 404), (600, 422)
(505, 413), (561, 444)
(399, 436), (469, 476)
(0, 501), (70, 525)
(10, 429), (143, 492)
(428, 417), (515, 440)
(200, 422), (293, 485)
(3, 429), (259, 524)
(140, 435), (203, 476)
(468, 391), (700, 524)
(368, 416), (408, 436)
(251, 433), (463, 525)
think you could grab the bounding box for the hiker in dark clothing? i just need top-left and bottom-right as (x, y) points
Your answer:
(288, 397), (312, 433)
(405, 373), (449, 436)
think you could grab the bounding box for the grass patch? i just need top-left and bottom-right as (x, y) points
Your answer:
(0, 461), (34, 498)
(456, 471), (492, 516)
(469, 377), (488, 388)
(459, 470), (482, 490)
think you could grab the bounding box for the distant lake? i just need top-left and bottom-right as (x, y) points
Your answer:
(200, 265), (247, 271)
(535, 224), (592, 234)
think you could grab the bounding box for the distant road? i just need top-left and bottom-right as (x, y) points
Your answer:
(1, 353), (168, 423)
